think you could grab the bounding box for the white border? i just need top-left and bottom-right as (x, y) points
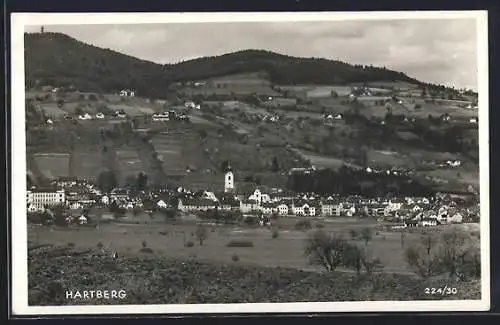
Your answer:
(10, 11), (490, 315)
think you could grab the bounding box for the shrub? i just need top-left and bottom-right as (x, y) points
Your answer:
(185, 241), (194, 247)
(139, 247), (154, 254)
(67, 242), (75, 248)
(315, 223), (325, 229)
(295, 220), (312, 231)
(227, 240), (254, 248)
(96, 242), (104, 250)
(195, 224), (209, 246)
(272, 229), (279, 239)
(141, 240), (147, 248)
(159, 231), (168, 236)
(232, 254), (240, 262)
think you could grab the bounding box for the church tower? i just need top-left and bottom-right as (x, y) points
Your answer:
(224, 162), (234, 193)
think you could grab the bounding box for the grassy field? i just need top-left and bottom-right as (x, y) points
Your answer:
(32, 153), (71, 179)
(27, 217), (435, 274)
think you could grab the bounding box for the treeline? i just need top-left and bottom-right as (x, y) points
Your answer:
(25, 33), (422, 99)
(287, 167), (435, 197)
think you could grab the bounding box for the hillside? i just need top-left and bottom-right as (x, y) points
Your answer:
(25, 32), (424, 99)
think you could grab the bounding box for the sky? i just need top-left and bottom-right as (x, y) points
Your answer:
(25, 19), (479, 90)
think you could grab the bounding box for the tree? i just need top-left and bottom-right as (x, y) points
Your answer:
(57, 99), (65, 108)
(304, 230), (348, 272)
(136, 172), (148, 191)
(360, 227), (373, 247)
(195, 224), (209, 246)
(51, 204), (68, 227)
(437, 228), (476, 279)
(404, 232), (439, 278)
(343, 243), (365, 275)
(74, 106), (83, 116)
(270, 156), (280, 172)
(97, 169), (117, 193)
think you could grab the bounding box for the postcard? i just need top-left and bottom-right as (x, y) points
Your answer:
(10, 10), (490, 315)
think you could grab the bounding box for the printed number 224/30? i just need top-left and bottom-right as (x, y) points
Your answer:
(425, 287), (458, 295)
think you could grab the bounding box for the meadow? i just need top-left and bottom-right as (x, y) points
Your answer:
(27, 217), (434, 274)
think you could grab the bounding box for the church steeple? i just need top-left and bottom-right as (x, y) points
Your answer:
(224, 161), (234, 193)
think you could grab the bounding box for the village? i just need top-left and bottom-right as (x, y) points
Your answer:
(26, 159), (479, 229)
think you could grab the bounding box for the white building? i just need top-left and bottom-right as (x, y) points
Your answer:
(321, 200), (342, 217)
(293, 203), (316, 216)
(26, 187), (66, 212)
(277, 203), (289, 216)
(224, 163), (234, 193)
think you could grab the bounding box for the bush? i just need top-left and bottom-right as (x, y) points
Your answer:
(272, 229), (279, 239)
(315, 223), (325, 229)
(96, 242), (104, 250)
(141, 240), (147, 248)
(295, 220), (312, 231)
(67, 242), (75, 248)
(227, 240), (254, 248)
(232, 254), (240, 262)
(139, 247), (154, 254)
(185, 241), (194, 247)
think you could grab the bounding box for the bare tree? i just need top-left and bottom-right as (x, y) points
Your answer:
(437, 228), (477, 279)
(195, 224), (209, 246)
(360, 227), (373, 247)
(343, 243), (364, 276)
(304, 230), (348, 272)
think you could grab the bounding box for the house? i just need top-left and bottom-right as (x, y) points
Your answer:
(420, 218), (439, 227)
(110, 188), (130, 201)
(120, 89), (135, 97)
(46, 119), (54, 125)
(387, 198), (404, 212)
(293, 202), (316, 216)
(157, 199), (168, 209)
(55, 177), (79, 188)
(261, 202), (278, 215)
(177, 198), (218, 212)
(321, 199), (342, 217)
(69, 201), (83, 210)
(469, 118), (477, 124)
(240, 199), (259, 213)
(101, 195), (110, 205)
(249, 189), (270, 205)
(405, 220), (419, 228)
(27, 203), (38, 213)
(184, 101), (196, 109)
(276, 203), (289, 216)
(78, 113), (93, 120)
(220, 198), (241, 211)
(95, 112), (105, 119)
(448, 212), (464, 224)
(78, 215), (88, 225)
(26, 187), (66, 212)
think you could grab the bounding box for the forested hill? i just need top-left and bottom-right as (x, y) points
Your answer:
(25, 32), (423, 98)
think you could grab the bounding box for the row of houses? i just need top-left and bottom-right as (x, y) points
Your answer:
(26, 177), (478, 226)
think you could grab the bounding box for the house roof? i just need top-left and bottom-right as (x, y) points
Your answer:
(180, 198), (218, 207)
(241, 199), (258, 205)
(262, 202), (278, 208)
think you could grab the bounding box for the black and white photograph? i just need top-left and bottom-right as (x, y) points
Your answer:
(10, 11), (490, 315)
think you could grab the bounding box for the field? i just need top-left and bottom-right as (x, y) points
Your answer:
(115, 148), (145, 182)
(32, 153), (71, 179)
(27, 217), (437, 274)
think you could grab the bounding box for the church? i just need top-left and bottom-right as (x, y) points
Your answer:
(224, 162), (235, 193)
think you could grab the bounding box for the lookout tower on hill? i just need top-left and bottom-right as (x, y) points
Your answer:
(224, 162), (234, 193)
